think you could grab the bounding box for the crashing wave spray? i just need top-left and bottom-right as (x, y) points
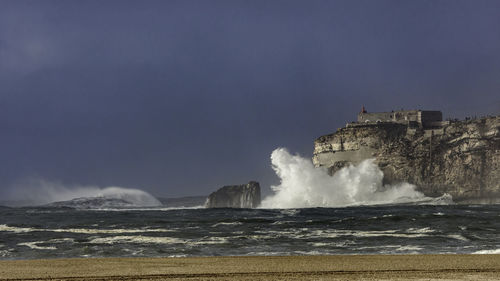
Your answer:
(8, 179), (161, 207)
(261, 148), (444, 208)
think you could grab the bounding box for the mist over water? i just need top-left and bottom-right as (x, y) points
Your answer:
(261, 148), (434, 208)
(7, 179), (161, 207)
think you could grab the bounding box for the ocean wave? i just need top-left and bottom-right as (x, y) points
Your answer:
(253, 228), (433, 240)
(244, 251), (291, 256)
(473, 249), (500, 254)
(88, 235), (229, 246)
(49, 238), (75, 243)
(405, 227), (435, 233)
(395, 245), (423, 252)
(89, 235), (184, 244)
(352, 244), (423, 254)
(308, 229), (432, 239)
(293, 250), (325, 255)
(211, 222), (243, 227)
(231, 234), (270, 241)
(415, 194), (454, 205)
(271, 221), (294, 225)
(2, 205), (499, 258)
(18, 242), (57, 250)
(0, 224), (172, 234)
(309, 241), (352, 247)
(17, 238), (76, 251)
(167, 254), (188, 258)
(347, 231), (430, 239)
(446, 234), (469, 241)
(186, 237), (229, 245)
(279, 209), (300, 216)
(368, 214), (395, 220)
(310, 242), (330, 247)
(93, 206), (205, 211)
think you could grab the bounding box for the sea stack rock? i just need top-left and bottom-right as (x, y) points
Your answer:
(313, 108), (500, 203)
(205, 181), (261, 208)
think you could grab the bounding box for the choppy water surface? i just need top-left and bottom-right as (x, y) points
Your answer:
(1, 205), (499, 259)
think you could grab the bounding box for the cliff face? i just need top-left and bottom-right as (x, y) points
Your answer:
(313, 116), (500, 203)
(205, 181), (261, 208)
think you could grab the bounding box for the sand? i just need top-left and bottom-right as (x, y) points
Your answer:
(0, 254), (499, 280)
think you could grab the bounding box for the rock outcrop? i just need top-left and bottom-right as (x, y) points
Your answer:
(45, 197), (136, 209)
(205, 181), (261, 208)
(313, 116), (500, 203)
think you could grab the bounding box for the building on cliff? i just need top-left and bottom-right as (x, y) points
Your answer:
(356, 107), (444, 129)
(313, 109), (500, 203)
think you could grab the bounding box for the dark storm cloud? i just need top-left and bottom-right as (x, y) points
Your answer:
(1, 0), (500, 198)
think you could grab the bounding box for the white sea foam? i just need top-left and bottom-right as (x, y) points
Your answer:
(271, 221), (293, 225)
(245, 251), (289, 256)
(256, 228), (432, 240)
(337, 230), (430, 239)
(18, 242), (56, 250)
(89, 236), (184, 244)
(395, 245), (423, 252)
(446, 234), (469, 241)
(294, 250), (324, 255)
(0, 224), (172, 234)
(7, 179), (161, 207)
(18, 238), (75, 250)
(473, 249), (500, 254)
(309, 241), (353, 248)
(50, 238), (75, 243)
(310, 242), (330, 247)
(231, 234), (269, 240)
(406, 227), (435, 234)
(261, 148), (445, 208)
(211, 222), (243, 227)
(279, 209), (300, 216)
(187, 237), (229, 245)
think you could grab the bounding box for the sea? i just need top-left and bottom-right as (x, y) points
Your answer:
(1, 204), (499, 260)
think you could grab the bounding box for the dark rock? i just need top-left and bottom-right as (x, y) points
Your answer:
(205, 181), (261, 208)
(44, 197), (135, 209)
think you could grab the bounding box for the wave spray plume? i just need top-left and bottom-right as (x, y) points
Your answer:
(261, 148), (441, 208)
(8, 179), (161, 207)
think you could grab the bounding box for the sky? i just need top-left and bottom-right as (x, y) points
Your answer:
(1, 0), (500, 199)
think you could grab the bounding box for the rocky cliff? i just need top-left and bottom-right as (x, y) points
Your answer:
(313, 116), (500, 203)
(205, 181), (261, 208)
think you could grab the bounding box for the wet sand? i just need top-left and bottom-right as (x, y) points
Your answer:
(0, 254), (499, 280)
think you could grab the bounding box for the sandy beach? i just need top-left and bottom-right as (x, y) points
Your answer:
(0, 254), (499, 280)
